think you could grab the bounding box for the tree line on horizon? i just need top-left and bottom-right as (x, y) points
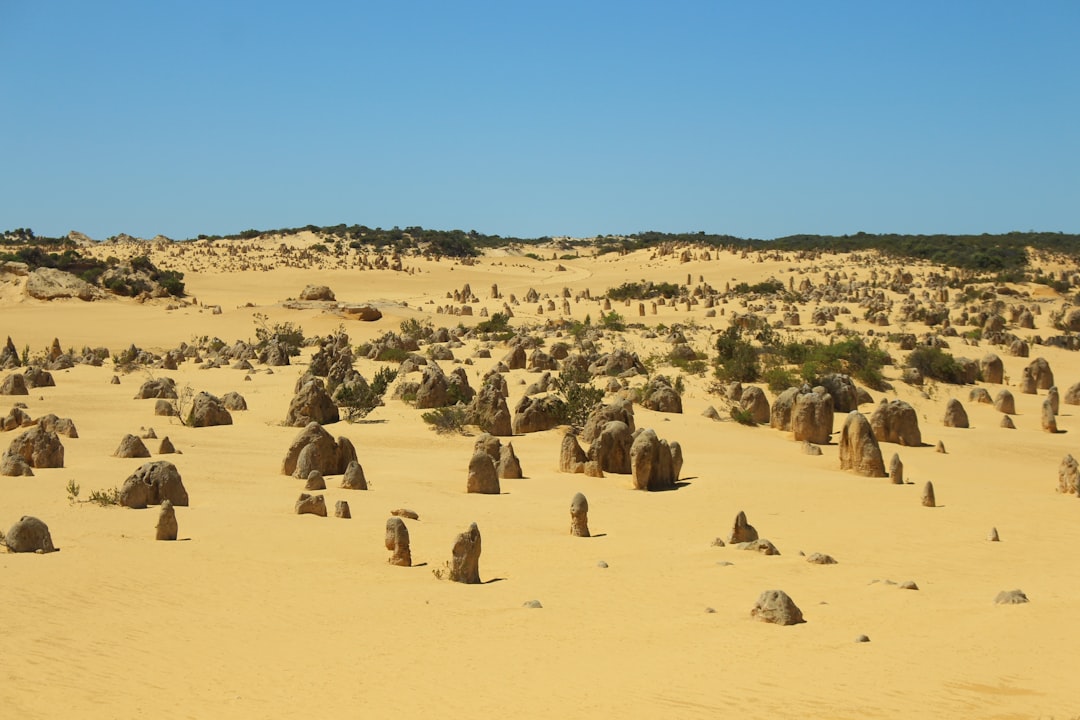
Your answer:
(4, 225), (1080, 274)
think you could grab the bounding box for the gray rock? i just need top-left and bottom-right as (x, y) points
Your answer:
(155, 500), (178, 541)
(4, 516), (56, 553)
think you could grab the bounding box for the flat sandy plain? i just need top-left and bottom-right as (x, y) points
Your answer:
(2, 234), (1079, 719)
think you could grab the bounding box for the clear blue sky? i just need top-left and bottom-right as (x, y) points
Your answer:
(1, 1), (1077, 241)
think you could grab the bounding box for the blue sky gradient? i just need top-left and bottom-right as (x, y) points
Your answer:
(1, 1), (1077, 240)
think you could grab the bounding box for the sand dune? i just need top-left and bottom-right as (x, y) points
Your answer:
(2, 238), (1079, 719)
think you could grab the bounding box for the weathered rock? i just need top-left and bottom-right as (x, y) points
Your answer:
(158, 436), (176, 454)
(738, 386), (770, 424)
(559, 432), (587, 473)
(334, 500), (351, 518)
(340, 460), (368, 490)
(187, 392), (233, 427)
(497, 442), (523, 479)
(942, 398), (969, 428)
(448, 522), (482, 583)
(570, 492), (590, 537)
(114, 433), (151, 458)
(1064, 382), (1080, 406)
(511, 394), (565, 434)
(921, 481), (936, 507)
(0, 373), (29, 396)
(640, 376), (683, 414)
(135, 377), (178, 399)
(466, 382), (512, 436)
(727, 510), (759, 544)
(4, 516), (56, 553)
(120, 461), (188, 508)
(1, 405), (33, 431)
(588, 420), (633, 474)
(36, 414), (77, 438)
(285, 378), (339, 426)
(806, 552), (837, 565)
(581, 399), (635, 443)
(1057, 454), (1079, 495)
(1018, 366), (1037, 394)
(802, 441), (822, 456)
(769, 386), (801, 431)
(299, 284), (335, 301)
(935, 440), (946, 453)
(886, 453), (903, 485)
(988, 527), (1000, 541)
(1000, 415), (1015, 429)
(0, 452), (33, 476)
(4, 426), (64, 468)
(154, 399), (177, 416)
(979, 354), (1004, 384)
(221, 391), (248, 411)
(994, 389), (1016, 414)
(839, 412), (886, 477)
(1027, 357), (1054, 390)
(969, 387), (992, 404)
(22, 366), (55, 388)
(751, 590), (804, 625)
(155, 500), (178, 540)
(295, 493), (327, 516)
(740, 538), (780, 555)
(385, 517), (411, 566)
(280, 422), (357, 477)
(1042, 399), (1058, 433)
(819, 374), (858, 412)
(466, 451), (500, 494)
(792, 388), (834, 444)
(994, 589), (1029, 605)
(870, 400), (922, 446)
(26, 267), (103, 301)
(304, 470), (326, 491)
(1047, 385), (1060, 415)
(628, 428), (679, 490)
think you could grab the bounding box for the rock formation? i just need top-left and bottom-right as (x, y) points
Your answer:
(385, 517), (411, 566)
(466, 451), (500, 494)
(839, 411), (887, 477)
(340, 460), (368, 490)
(155, 500), (178, 540)
(792, 388), (834, 444)
(114, 433), (151, 458)
(751, 590), (804, 625)
(559, 432), (587, 473)
(870, 400), (922, 446)
(570, 492), (590, 536)
(120, 461), (188, 508)
(285, 378), (339, 426)
(942, 398), (969, 428)
(727, 510), (758, 544)
(628, 428), (680, 490)
(921, 481), (936, 507)
(295, 493), (327, 516)
(994, 389), (1016, 414)
(448, 522), (482, 583)
(4, 515), (56, 553)
(281, 422), (357, 477)
(1058, 454), (1079, 495)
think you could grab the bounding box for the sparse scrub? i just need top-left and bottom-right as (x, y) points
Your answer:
(421, 406), (468, 434)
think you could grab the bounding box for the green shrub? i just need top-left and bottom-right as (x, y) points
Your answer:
(730, 407), (757, 425)
(762, 367), (801, 393)
(714, 326), (759, 382)
(599, 311), (625, 331)
(88, 487), (122, 506)
(905, 346), (967, 384)
(421, 406), (468, 434)
(476, 312), (511, 334)
(253, 315), (304, 355)
(554, 367), (603, 430)
(399, 318), (431, 340)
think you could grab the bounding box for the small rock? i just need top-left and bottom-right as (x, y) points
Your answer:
(899, 580), (919, 590)
(994, 589), (1029, 604)
(935, 440), (946, 454)
(522, 599), (543, 609)
(596, 560), (608, 568)
(988, 527), (1000, 541)
(155, 500), (178, 541)
(855, 635), (870, 643)
(806, 552), (837, 565)
(295, 493), (327, 516)
(391, 508), (419, 520)
(304, 470), (326, 491)
(334, 500), (351, 519)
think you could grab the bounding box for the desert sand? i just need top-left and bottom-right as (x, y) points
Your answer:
(2, 233), (1079, 719)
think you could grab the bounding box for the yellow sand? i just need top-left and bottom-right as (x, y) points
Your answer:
(1, 236), (1078, 719)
